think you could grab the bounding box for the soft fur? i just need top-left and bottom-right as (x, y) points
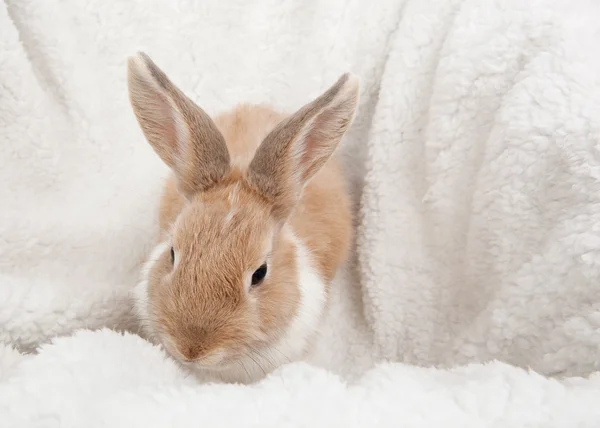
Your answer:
(128, 53), (356, 383)
(3, 0), (600, 425)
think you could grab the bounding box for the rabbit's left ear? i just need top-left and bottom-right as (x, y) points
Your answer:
(247, 73), (359, 220)
(127, 52), (230, 197)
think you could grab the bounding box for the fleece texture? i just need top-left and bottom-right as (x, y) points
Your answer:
(3, 329), (600, 428)
(2, 0), (600, 425)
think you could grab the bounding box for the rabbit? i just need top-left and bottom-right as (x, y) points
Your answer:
(127, 52), (358, 384)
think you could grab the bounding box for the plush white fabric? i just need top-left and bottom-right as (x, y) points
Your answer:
(3, 329), (600, 428)
(3, 0), (600, 425)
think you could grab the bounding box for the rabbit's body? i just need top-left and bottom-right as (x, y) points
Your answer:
(128, 53), (358, 383)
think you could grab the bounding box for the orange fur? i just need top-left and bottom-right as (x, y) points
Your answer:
(128, 52), (357, 376)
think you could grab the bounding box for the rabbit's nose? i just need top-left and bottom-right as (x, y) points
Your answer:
(179, 345), (204, 362)
(174, 343), (226, 366)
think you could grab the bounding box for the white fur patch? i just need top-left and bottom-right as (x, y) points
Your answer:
(222, 208), (237, 231)
(275, 232), (327, 360)
(227, 182), (241, 205)
(133, 241), (169, 336)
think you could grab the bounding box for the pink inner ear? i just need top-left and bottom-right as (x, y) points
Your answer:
(152, 92), (184, 169)
(298, 107), (343, 183)
(131, 74), (183, 171)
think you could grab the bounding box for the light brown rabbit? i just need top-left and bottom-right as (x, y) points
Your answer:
(128, 52), (358, 384)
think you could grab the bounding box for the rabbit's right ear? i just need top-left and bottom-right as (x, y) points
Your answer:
(127, 52), (230, 196)
(247, 73), (359, 222)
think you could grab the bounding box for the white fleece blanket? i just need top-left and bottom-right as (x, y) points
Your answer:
(3, 0), (600, 426)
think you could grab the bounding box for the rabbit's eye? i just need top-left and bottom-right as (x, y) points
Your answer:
(170, 247), (175, 265)
(251, 264), (267, 286)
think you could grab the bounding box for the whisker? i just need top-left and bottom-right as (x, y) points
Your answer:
(250, 345), (277, 369)
(245, 351), (266, 376)
(267, 345), (292, 364)
(237, 360), (252, 381)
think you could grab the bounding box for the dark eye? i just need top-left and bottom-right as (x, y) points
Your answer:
(251, 264), (267, 286)
(170, 247), (175, 265)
